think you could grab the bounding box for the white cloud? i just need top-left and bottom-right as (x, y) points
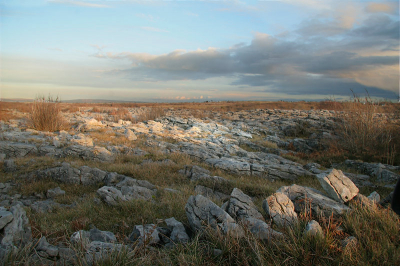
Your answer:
(135, 13), (155, 21)
(48, 0), (110, 8)
(262, 0), (333, 10)
(140, 26), (169, 33)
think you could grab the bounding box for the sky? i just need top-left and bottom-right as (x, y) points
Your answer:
(0, 0), (399, 102)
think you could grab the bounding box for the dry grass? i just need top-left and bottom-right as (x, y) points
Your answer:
(133, 107), (166, 122)
(3, 150), (399, 265)
(336, 93), (400, 165)
(28, 96), (68, 132)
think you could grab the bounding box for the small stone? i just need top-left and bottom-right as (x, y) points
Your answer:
(304, 220), (323, 237)
(3, 160), (16, 172)
(125, 129), (137, 141)
(367, 191), (380, 203)
(89, 228), (116, 243)
(96, 186), (126, 206)
(341, 236), (357, 249)
(46, 187), (65, 198)
(70, 230), (90, 244)
(129, 224), (160, 245)
(213, 249), (223, 256)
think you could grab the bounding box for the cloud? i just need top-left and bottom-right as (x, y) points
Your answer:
(365, 2), (398, 14)
(49, 0), (110, 8)
(93, 10), (399, 99)
(276, 0), (334, 10)
(135, 13), (155, 21)
(140, 26), (169, 33)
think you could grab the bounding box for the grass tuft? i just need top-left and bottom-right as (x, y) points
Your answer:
(28, 95), (68, 132)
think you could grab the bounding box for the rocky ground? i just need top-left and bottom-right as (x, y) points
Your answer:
(0, 106), (399, 265)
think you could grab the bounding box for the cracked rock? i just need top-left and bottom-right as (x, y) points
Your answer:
(226, 188), (264, 221)
(277, 184), (350, 217)
(129, 224), (160, 245)
(263, 192), (297, 226)
(316, 169), (359, 203)
(185, 194), (242, 236)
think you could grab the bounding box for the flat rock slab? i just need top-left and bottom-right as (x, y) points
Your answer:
(344, 160), (400, 183)
(277, 184), (350, 217)
(206, 158), (251, 175)
(120, 185), (155, 201)
(316, 169), (359, 203)
(0, 141), (38, 158)
(263, 192), (298, 226)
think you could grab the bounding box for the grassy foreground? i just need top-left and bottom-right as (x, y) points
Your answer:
(1, 151), (399, 266)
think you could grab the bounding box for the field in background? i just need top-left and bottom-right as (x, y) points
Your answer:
(1, 99), (399, 166)
(1, 99), (399, 116)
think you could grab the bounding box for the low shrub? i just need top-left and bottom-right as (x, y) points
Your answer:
(133, 107), (166, 122)
(29, 95), (67, 132)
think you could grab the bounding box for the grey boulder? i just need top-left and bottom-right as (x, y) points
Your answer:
(316, 169), (359, 203)
(263, 192), (298, 226)
(165, 217), (190, 244)
(1, 204), (32, 247)
(96, 186), (126, 206)
(277, 184), (350, 217)
(120, 185), (155, 201)
(185, 195), (242, 236)
(129, 224), (160, 245)
(226, 188), (264, 221)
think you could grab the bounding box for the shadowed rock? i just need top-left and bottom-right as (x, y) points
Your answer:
(226, 188), (264, 221)
(277, 184), (350, 217)
(185, 194), (243, 236)
(165, 217), (190, 244)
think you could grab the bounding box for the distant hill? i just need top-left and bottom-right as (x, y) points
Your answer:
(1, 98), (34, 102)
(1, 98), (144, 103)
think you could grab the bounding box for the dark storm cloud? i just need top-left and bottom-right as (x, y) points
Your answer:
(99, 13), (399, 99)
